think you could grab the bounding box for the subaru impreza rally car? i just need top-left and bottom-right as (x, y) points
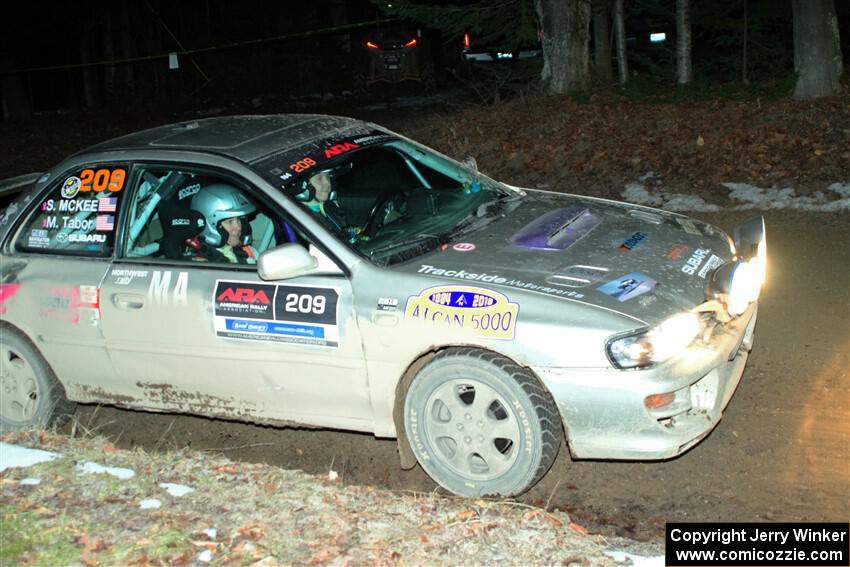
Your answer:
(0, 115), (766, 497)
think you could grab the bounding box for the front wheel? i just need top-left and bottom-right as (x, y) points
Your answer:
(0, 328), (76, 433)
(404, 348), (561, 497)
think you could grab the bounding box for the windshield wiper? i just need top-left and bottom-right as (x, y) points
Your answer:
(449, 193), (522, 237)
(368, 233), (448, 265)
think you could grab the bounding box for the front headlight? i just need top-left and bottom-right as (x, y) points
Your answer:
(710, 222), (767, 317)
(607, 312), (701, 369)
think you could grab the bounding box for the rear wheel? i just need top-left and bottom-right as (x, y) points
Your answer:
(0, 328), (75, 432)
(403, 347), (561, 497)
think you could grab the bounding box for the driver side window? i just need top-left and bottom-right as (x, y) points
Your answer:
(124, 166), (301, 265)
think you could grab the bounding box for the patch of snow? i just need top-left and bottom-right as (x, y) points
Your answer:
(159, 482), (194, 497)
(202, 528), (217, 540)
(623, 182), (720, 212)
(606, 550), (665, 566)
(76, 461), (136, 480)
(197, 549), (213, 563)
(139, 498), (162, 509)
(20, 478), (42, 486)
(622, 178), (850, 212)
(828, 182), (850, 198)
(0, 442), (60, 472)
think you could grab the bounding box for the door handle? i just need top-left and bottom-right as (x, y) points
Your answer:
(371, 312), (399, 327)
(112, 293), (145, 310)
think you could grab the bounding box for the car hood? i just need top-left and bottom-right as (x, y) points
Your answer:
(395, 189), (734, 326)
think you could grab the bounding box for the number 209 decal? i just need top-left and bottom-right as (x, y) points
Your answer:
(63, 168), (126, 198)
(213, 281), (340, 347)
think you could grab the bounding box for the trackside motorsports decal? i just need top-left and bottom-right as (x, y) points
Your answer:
(405, 285), (518, 340)
(213, 281), (340, 347)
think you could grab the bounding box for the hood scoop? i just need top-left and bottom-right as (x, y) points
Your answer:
(511, 207), (602, 251)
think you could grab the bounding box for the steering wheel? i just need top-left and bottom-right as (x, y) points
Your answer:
(363, 191), (407, 238)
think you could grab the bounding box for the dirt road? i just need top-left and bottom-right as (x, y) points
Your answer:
(70, 209), (850, 539)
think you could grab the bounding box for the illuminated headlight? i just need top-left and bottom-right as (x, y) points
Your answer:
(714, 231), (767, 317)
(607, 312), (701, 369)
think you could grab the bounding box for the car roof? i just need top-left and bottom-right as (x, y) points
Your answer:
(81, 114), (368, 164)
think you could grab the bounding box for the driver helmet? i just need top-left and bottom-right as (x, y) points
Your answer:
(296, 168), (337, 203)
(190, 183), (257, 246)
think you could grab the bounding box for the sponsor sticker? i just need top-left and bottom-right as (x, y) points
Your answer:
(79, 285), (99, 305)
(62, 176), (81, 199)
(697, 254), (725, 278)
(213, 281), (340, 347)
(417, 264), (585, 300)
(68, 233), (106, 243)
(666, 244), (689, 260)
(618, 231), (649, 252)
(404, 285), (519, 340)
(452, 242), (476, 252)
(597, 272), (657, 302)
(28, 229), (50, 248)
(682, 248), (711, 275)
(377, 297), (399, 312)
(110, 268), (149, 286)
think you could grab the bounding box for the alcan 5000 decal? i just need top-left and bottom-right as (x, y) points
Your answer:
(213, 281), (340, 347)
(405, 285), (519, 340)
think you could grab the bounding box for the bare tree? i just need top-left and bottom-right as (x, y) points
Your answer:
(535, 0), (590, 94)
(792, 0), (843, 100)
(593, 0), (613, 84)
(613, 0), (628, 84)
(535, 0), (592, 94)
(676, 0), (692, 85)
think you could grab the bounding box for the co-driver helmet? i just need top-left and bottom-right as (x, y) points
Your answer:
(190, 183), (257, 246)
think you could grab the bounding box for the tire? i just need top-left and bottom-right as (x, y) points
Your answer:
(403, 347), (561, 497)
(0, 328), (76, 433)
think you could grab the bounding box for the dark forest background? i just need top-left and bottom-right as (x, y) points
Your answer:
(1, 0), (848, 120)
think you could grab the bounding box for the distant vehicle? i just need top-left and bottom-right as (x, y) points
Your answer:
(352, 25), (436, 97)
(460, 31), (542, 64)
(0, 114), (766, 498)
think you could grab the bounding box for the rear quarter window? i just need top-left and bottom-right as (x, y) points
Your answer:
(14, 165), (128, 257)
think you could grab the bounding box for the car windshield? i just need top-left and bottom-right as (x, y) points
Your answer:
(261, 137), (522, 265)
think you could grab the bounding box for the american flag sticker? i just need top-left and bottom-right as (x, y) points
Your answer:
(95, 215), (115, 232)
(98, 197), (117, 212)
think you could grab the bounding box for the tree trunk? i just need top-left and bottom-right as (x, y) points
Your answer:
(792, 0), (843, 100)
(741, 0), (749, 85)
(535, 0), (592, 94)
(676, 0), (692, 85)
(593, 0), (613, 83)
(613, 0), (628, 84)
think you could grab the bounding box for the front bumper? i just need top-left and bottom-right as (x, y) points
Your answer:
(533, 302), (758, 460)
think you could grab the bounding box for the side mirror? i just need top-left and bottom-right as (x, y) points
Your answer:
(461, 156), (478, 174)
(257, 244), (318, 281)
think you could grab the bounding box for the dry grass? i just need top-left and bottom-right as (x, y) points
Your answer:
(1, 430), (651, 566)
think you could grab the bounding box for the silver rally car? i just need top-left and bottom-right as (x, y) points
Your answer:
(0, 115), (766, 497)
